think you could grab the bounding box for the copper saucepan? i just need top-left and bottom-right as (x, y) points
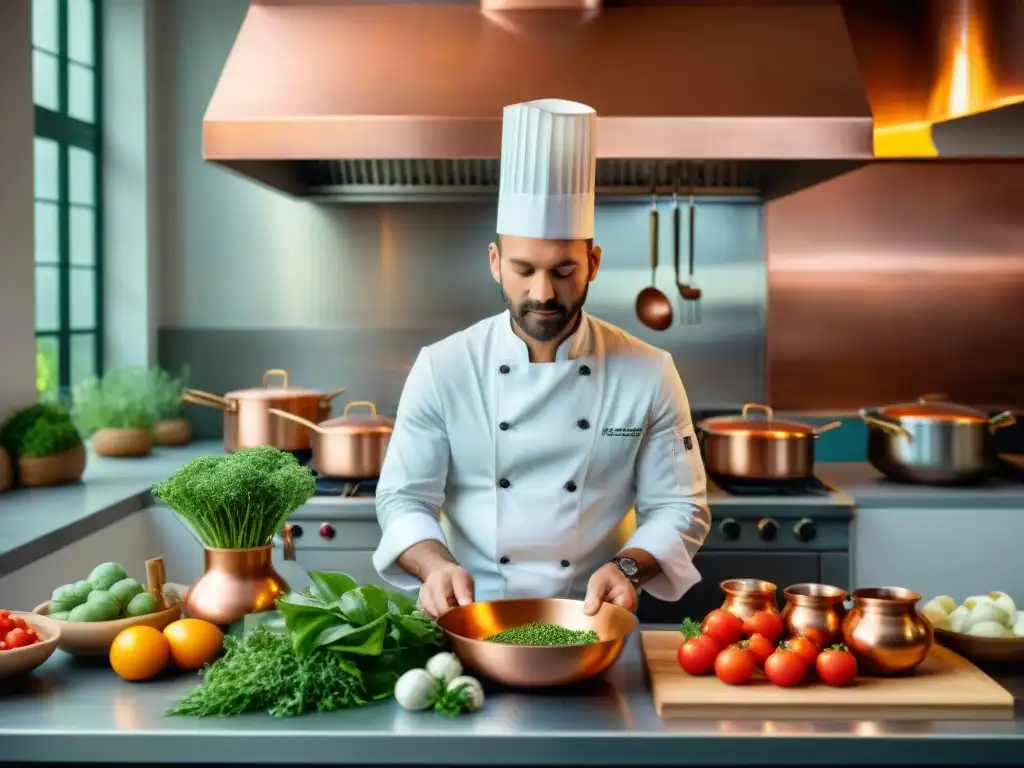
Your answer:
(181, 369), (346, 453)
(268, 401), (393, 479)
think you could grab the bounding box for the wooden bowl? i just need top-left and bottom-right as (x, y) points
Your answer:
(436, 598), (637, 688)
(33, 587), (181, 657)
(0, 611), (61, 679)
(934, 627), (1024, 664)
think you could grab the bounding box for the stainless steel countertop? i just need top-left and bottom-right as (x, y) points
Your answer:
(1, 627), (1023, 765)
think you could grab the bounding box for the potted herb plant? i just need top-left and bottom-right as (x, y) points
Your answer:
(73, 367), (155, 458)
(148, 365), (192, 447)
(0, 403), (86, 487)
(151, 446), (316, 626)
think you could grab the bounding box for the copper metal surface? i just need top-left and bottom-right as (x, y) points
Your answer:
(181, 369), (346, 453)
(719, 579), (779, 621)
(184, 545), (290, 627)
(636, 203), (672, 332)
(268, 401), (392, 479)
(436, 598), (637, 688)
(841, 587), (934, 676)
(876, 394), (1003, 423)
(935, 627), (1024, 665)
(765, 161), (1024, 410)
(780, 583), (847, 648)
(481, 0), (600, 9)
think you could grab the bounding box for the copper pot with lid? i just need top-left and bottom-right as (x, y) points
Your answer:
(698, 404), (842, 480)
(268, 401), (393, 479)
(181, 369), (346, 453)
(859, 393), (1016, 485)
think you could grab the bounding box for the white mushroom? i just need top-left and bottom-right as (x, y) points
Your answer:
(394, 668), (438, 711)
(425, 652), (463, 684)
(446, 675), (485, 712)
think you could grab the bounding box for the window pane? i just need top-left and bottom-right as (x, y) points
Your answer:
(69, 147), (95, 205)
(33, 49), (59, 111)
(34, 137), (59, 200)
(32, 0), (59, 53)
(68, 63), (95, 123)
(70, 333), (97, 388)
(35, 201), (60, 264)
(71, 267), (96, 330)
(36, 336), (61, 400)
(35, 265), (61, 332)
(70, 206), (96, 266)
(68, 0), (95, 65)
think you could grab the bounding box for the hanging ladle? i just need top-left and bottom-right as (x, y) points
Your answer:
(635, 190), (673, 331)
(678, 192), (703, 325)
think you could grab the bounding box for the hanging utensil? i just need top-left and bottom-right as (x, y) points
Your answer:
(679, 193), (703, 325)
(671, 182), (684, 322)
(635, 190), (673, 331)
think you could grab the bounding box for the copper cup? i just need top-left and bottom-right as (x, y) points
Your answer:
(184, 545), (290, 626)
(841, 587), (933, 676)
(781, 583), (847, 648)
(720, 578), (779, 621)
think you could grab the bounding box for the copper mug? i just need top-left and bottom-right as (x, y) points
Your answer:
(841, 587), (933, 676)
(720, 579), (778, 621)
(781, 583), (847, 648)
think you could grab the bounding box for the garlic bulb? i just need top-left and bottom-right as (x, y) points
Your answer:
(920, 602), (949, 630)
(986, 591), (1017, 623)
(967, 620), (1010, 638)
(948, 605), (970, 633)
(394, 668), (438, 711)
(447, 675), (485, 712)
(965, 599), (1010, 628)
(425, 652), (463, 683)
(1012, 612), (1024, 638)
(933, 595), (957, 614)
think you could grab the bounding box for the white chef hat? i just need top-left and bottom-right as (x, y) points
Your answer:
(496, 99), (597, 241)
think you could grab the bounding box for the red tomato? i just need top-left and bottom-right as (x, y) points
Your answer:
(0, 641), (5, 651)
(714, 644), (756, 686)
(764, 648), (808, 687)
(701, 609), (744, 648)
(746, 632), (775, 666)
(786, 635), (821, 666)
(742, 610), (783, 643)
(0, 614), (11, 636)
(10, 616), (27, 631)
(4, 628), (32, 649)
(677, 634), (719, 676)
(816, 644), (858, 687)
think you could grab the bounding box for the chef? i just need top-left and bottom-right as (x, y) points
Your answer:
(373, 98), (711, 619)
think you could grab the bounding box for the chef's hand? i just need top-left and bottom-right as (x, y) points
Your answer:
(418, 563), (475, 619)
(584, 562), (638, 616)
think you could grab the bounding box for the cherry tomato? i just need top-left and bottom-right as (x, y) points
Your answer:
(816, 644), (858, 687)
(764, 648), (808, 687)
(714, 644), (756, 686)
(742, 610), (783, 643)
(746, 632), (775, 666)
(701, 609), (744, 648)
(677, 618), (719, 675)
(786, 635), (821, 666)
(10, 616), (27, 632)
(0, 613), (11, 636)
(4, 628), (32, 649)
(0, 641), (5, 651)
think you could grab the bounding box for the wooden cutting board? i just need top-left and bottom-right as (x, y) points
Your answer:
(641, 631), (1014, 721)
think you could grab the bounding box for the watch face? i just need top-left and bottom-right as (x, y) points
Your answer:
(617, 557), (639, 577)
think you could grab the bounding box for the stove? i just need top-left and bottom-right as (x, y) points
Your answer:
(311, 474), (378, 498)
(709, 474), (833, 497)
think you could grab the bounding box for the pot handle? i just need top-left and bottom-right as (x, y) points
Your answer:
(858, 408), (913, 441)
(262, 369), (290, 389)
(267, 408), (323, 434)
(344, 401), (379, 419)
(319, 387), (348, 409)
(741, 403), (773, 420)
(281, 524), (297, 562)
(989, 411), (1017, 433)
(812, 420), (843, 437)
(181, 388), (236, 413)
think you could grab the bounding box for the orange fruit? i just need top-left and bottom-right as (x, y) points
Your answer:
(163, 618), (224, 670)
(109, 626), (171, 681)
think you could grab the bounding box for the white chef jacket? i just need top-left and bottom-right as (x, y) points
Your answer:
(372, 310), (711, 603)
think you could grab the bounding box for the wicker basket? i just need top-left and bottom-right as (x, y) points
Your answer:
(154, 418), (191, 446)
(0, 447), (12, 492)
(19, 443), (87, 487)
(92, 427), (152, 458)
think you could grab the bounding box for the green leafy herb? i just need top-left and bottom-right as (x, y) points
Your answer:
(433, 679), (470, 718)
(485, 622), (599, 646)
(73, 366), (155, 434)
(152, 446), (316, 549)
(680, 617), (702, 639)
(147, 364), (190, 421)
(0, 402), (83, 458)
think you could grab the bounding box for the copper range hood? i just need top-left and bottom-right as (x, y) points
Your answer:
(203, 0), (875, 201)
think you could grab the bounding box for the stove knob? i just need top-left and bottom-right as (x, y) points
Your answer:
(793, 518), (817, 542)
(718, 518), (741, 541)
(319, 523), (336, 540)
(287, 524), (303, 539)
(758, 518), (779, 541)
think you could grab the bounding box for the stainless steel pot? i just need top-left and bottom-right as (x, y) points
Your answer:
(859, 394), (1017, 485)
(698, 404), (842, 480)
(268, 401), (393, 479)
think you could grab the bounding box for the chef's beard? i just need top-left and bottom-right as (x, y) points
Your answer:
(501, 282), (589, 342)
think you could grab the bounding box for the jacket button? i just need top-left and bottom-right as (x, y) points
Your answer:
(499, 421), (510, 431)
(560, 559), (570, 568)
(565, 480), (577, 492)
(579, 365), (591, 376)
(499, 364), (511, 374)
(577, 419), (590, 430)
(499, 478), (511, 489)
(499, 556), (510, 565)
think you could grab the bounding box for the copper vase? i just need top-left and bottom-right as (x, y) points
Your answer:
(781, 583), (847, 648)
(184, 545), (290, 626)
(720, 579), (778, 621)
(841, 587), (933, 676)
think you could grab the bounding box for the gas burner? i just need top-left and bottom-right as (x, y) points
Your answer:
(311, 472), (378, 498)
(711, 475), (832, 497)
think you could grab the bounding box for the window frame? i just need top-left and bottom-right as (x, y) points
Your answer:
(33, 0), (103, 399)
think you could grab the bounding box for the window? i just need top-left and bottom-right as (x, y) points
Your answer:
(32, 0), (102, 400)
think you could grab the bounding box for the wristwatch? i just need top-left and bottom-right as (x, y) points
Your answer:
(611, 556), (640, 586)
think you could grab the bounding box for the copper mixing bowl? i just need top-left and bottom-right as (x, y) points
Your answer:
(436, 598), (638, 688)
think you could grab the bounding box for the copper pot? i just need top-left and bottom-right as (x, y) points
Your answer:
(184, 545), (290, 626)
(181, 369), (346, 453)
(268, 401), (392, 479)
(841, 587), (933, 676)
(720, 578), (778, 621)
(699, 404), (842, 480)
(781, 583), (847, 648)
